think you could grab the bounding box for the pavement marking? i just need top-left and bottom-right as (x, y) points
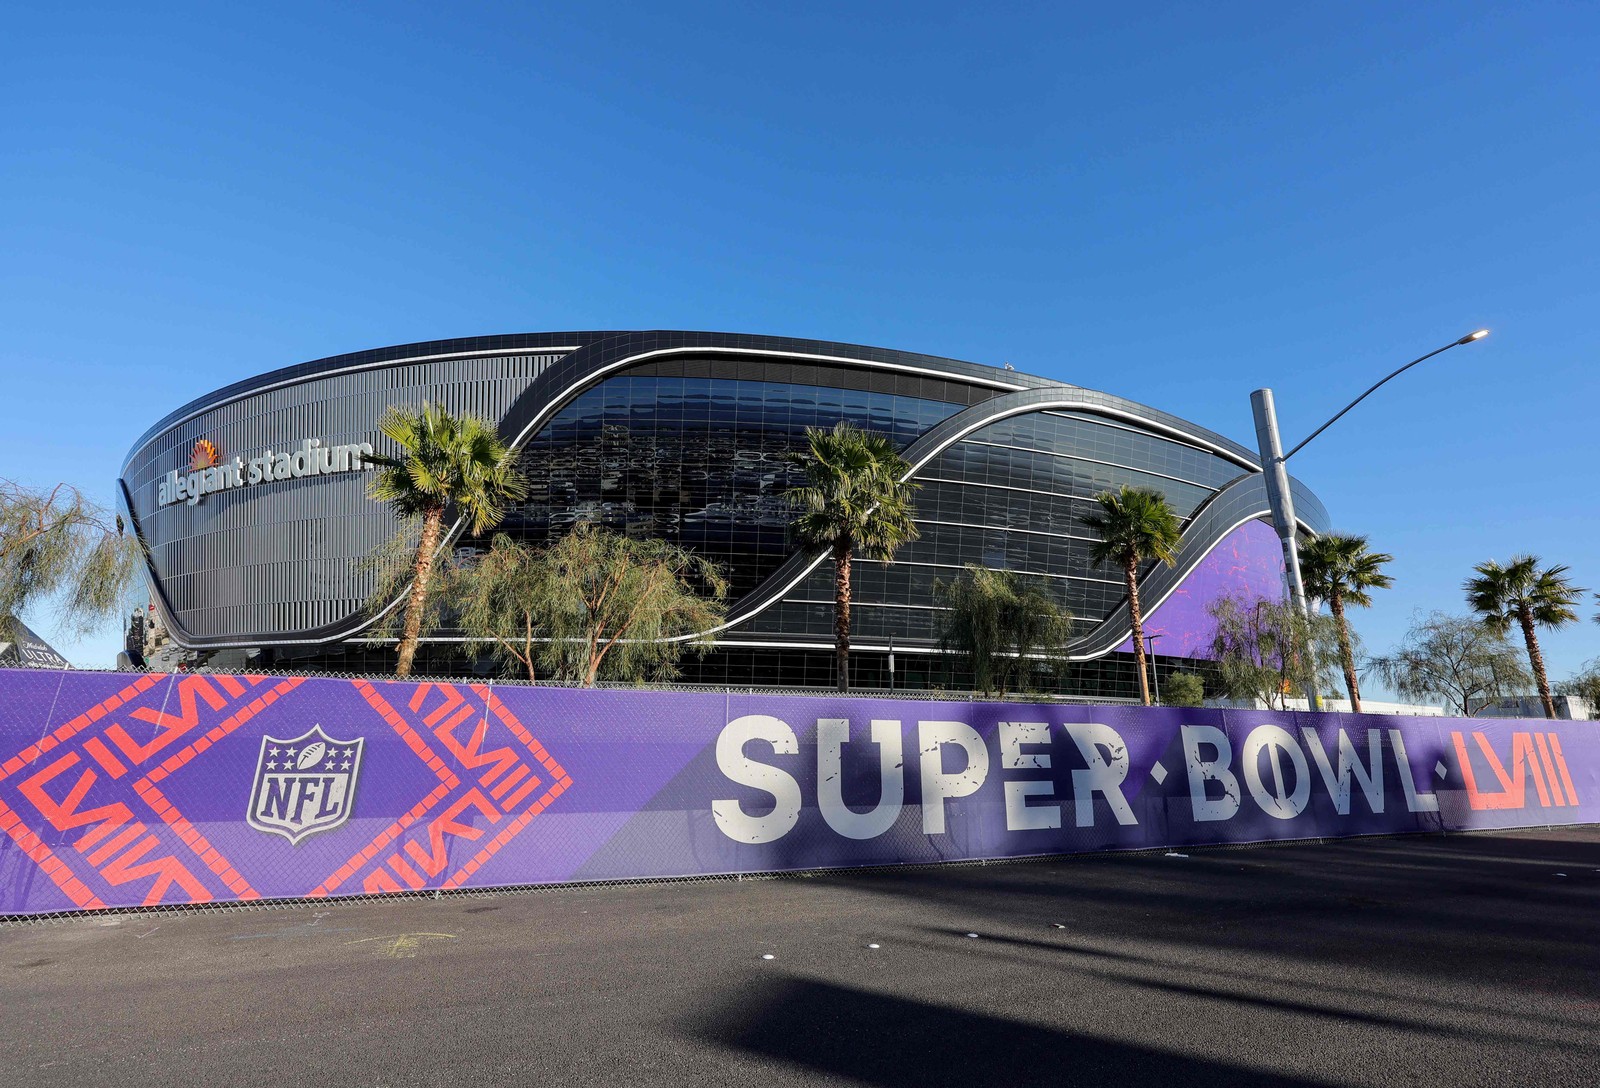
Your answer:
(230, 921), (362, 941)
(346, 933), (458, 959)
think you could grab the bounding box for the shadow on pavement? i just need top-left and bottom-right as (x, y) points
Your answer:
(793, 829), (1600, 999)
(697, 975), (1325, 1087)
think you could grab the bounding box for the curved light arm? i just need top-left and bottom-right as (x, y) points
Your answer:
(1283, 330), (1487, 461)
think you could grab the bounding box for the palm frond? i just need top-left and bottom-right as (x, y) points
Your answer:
(1465, 554), (1584, 633)
(367, 402), (528, 532)
(1082, 485), (1182, 571)
(786, 421), (920, 560)
(1298, 532), (1394, 609)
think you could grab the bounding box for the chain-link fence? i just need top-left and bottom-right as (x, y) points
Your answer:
(0, 655), (1144, 704)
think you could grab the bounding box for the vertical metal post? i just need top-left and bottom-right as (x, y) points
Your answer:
(1250, 389), (1319, 709)
(887, 634), (895, 691)
(1144, 634), (1161, 706)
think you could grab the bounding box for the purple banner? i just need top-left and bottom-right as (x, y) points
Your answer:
(0, 668), (1594, 915)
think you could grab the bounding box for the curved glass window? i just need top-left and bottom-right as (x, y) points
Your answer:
(504, 372), (974, 600)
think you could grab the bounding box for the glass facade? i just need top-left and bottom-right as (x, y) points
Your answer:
(501, 360), (984, 601)
(744, 407), (1242, 645)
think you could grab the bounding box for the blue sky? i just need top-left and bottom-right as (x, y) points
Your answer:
(4, 3), (1598, 685)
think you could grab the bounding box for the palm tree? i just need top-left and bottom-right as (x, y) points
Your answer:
(1083, 486), (1182, 706)
(368, 403), (528, 677)
(787, 422), (919, 690)
(1298, 533), (1393, 713)
(1464, 555), (1584, 719)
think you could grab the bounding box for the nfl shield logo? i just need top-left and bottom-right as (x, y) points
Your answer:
(247, 726), (365, 845)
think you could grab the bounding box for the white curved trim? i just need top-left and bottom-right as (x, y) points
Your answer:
(892, 558), (1125, 586)
(164, 343), (1016, 650)
(501, 345), (1027, 453)
(707, 639), (1090, 658)
(954, 439), (1226, 490)
(688, 511), (1282, 663)
(905, 398), (1260, 476)
(1040, 409), (1217, 454)
(350, 635), (946, 654)
(395, 345), (1032, 646)
(914, 516), (1159, 546)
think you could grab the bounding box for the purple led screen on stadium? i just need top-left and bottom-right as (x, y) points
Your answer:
(1114, 518), (1287, 658)
(0, 668), (1593, 916)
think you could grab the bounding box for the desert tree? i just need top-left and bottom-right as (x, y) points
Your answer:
(1208, 593), (1339, 710)
(1555, 660), (1600, 720)
(1161, 671), (1207, 707)
(449, 533), (555, 682)
(0, 477), (143, 643)
(526, 524), (729, 686)
(1364, 611), (1532, 717)
(934, 565), (1074, 697)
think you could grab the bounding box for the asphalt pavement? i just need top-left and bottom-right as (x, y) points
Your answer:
(3, 827), (1598, 1087)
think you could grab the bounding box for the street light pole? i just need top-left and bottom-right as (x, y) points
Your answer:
(1252, 388), (1319, 709)
(1251, 389), (1311, 618)
(1251, 329), (1488, 709)
(1143, 633), (1162, 706)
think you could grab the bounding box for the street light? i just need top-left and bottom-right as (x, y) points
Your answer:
(1250, 330), (1489, 705)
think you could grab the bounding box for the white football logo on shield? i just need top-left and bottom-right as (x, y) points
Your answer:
(246, 725), (365, 845)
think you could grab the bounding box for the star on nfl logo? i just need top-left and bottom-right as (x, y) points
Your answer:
(246, 725), (366, 845)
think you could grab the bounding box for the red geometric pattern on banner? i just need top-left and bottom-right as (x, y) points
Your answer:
(309, 680), (573, 896)
(0, 673), (289, 908)
(307, 679), (463, 896)
(0, 672), (574, 909)
(443, 684), (573, 889)
(133, 675), (307, 900)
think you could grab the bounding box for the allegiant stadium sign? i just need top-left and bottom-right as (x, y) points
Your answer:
(158, 437), (376, 507)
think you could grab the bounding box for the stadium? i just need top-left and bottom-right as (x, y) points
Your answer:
(119, 331), (1328, 695)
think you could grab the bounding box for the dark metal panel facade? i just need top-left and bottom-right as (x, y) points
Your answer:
(123, 351), (570, 644)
